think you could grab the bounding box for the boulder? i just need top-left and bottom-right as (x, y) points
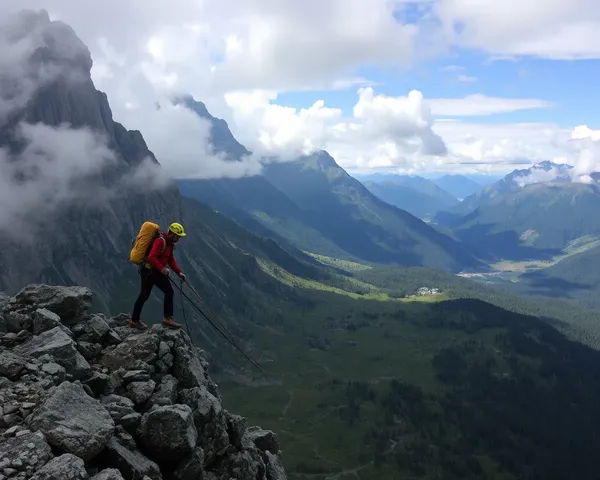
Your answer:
(30, 453), (89, 480)
(14, 284), (92, 325)
(91, 468), (126, 480)
(33, 308), (62, 335)
(27, 381), (115, 461)
(101, 437), (162, 480)
(138, 404), (198, 463)
(173, 447), (205, 480)
(149, 374), (178, 406)
(245, 426), (280, 454)
(0, 350), (27, 380)
(126, 380), (156, 405)
(15, 326), (91, 379)
(0, 430), (53, 478)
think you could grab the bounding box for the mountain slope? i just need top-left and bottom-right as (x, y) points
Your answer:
(439, 182), (600, 259)
(175, 99), (482, 272)
(432, 174), (483, 199)
(363, 179), (458, 219)
(261, 151), (484, 271)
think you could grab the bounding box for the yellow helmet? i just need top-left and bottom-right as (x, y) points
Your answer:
(169, 222), (186, 237)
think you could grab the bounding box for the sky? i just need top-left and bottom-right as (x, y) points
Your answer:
(1, 0), (600, 180)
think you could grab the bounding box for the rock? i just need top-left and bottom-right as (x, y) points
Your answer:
(78, 341), (103, 360)
(29, 453), (89, 480)
(27, 381), (115, 461)
(122, 370), (151, 383)
(91, 468), (126, 480)
(101, 395), (135, 422)
(85, 371), (110, 396)
(138, 404), (197, 463)
(173, 447), (205, 480)
(1, 282), (286, 479)
(245, 426), (280, 454)
(173, 345), (207, 390)
(119, 412), (142, 435)
(33, 308), (62, 335)
(4, 311), (32, 333)
(14, 284), (92, 325)
(225, 412), (247, 449)
(15, 327), (91, 380)
(100, 334), (160, 370)
(149, 375), (178, 406)
(0, 430), (52, 478)
(0, 351), (27, 380)
(126, 380), (156, 405)
(179, 387), (229, 464)
(101, 437), (162, 480)
(72, 314), (111, 343)
(41, 361), (67, 383)
(265, 451), (287, 480)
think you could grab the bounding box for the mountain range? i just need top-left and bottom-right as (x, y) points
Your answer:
(177, 97), (483, 272)
(5, 8), (600, 480)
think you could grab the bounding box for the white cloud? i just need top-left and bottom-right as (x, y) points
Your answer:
(428, 94), (553, 117)
(0, 0), (598, 184)
(434, 0), (600, 60)
(0, 122), (116, 237)
(567, 125), (600, 183)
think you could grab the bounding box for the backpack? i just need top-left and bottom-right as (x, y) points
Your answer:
(129, 221), (167, 265)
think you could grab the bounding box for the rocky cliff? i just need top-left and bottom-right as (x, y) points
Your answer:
(0, 284), (286, 480)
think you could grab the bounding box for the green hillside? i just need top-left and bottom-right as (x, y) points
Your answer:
(218, 288), (600, 480)
(441, 182), (600, 260)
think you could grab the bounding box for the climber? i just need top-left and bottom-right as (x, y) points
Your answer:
(129, 222), (188, 330)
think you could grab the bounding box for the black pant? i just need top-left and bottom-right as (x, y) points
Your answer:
(131, 267), (174, 321)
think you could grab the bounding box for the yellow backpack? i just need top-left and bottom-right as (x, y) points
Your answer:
(129, 221), (166, 265)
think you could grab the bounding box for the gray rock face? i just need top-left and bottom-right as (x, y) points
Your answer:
(138, 404), (198, 462)
(33, 308), (62, 335)
(15, 284), (92, 325)
(102, 437), (162, 480)
(29, 453), (89, 480)
(15, 326), (91, 379)
(0, 350), (27, 380)
(0, 430), (53, 478)
(0, 284), (285, 480)
(27, 381), (115, 460)
(91, 468), (126, 480)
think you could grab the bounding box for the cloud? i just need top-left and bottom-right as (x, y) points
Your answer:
(567, 125), (600, 183)
(0, 122), (116, 237)
(434, 0), (600, 60)
(515, 165), (563, 187)
(427, 94), (553, 117)
(0, 9), (91, 124)
(224, 87), (447, 170)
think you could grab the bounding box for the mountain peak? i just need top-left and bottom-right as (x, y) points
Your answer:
(530, 160), (572, 171)
(314, 150), (338, 168)
(175, 94), (251, 161)
(6, 8), (93, 75)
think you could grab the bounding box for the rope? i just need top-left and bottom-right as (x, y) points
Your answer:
(168, 276), (264, 374)
(179, 278), (192, 339)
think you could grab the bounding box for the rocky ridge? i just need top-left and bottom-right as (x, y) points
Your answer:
(0, 284), (286, 480)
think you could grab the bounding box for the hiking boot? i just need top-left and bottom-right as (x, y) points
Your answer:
(162, 317), (182, 329)
(129, 319), (148, 330)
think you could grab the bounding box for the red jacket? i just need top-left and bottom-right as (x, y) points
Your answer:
(147, 233), (182, 275)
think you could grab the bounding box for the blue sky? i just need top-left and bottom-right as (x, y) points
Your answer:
(276, 52), (600, 127)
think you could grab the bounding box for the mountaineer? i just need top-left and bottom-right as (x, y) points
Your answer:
(129, 222), (188, 330)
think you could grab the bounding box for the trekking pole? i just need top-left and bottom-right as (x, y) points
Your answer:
(168, 277), (264, 374)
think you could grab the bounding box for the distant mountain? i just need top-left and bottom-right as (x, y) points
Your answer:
(362, 180), (458, 219)
(432, 174), (483, 199)
(260, 151), (483, 271)
(442, 181), (600, 259)
(435, 161), (575, 224)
